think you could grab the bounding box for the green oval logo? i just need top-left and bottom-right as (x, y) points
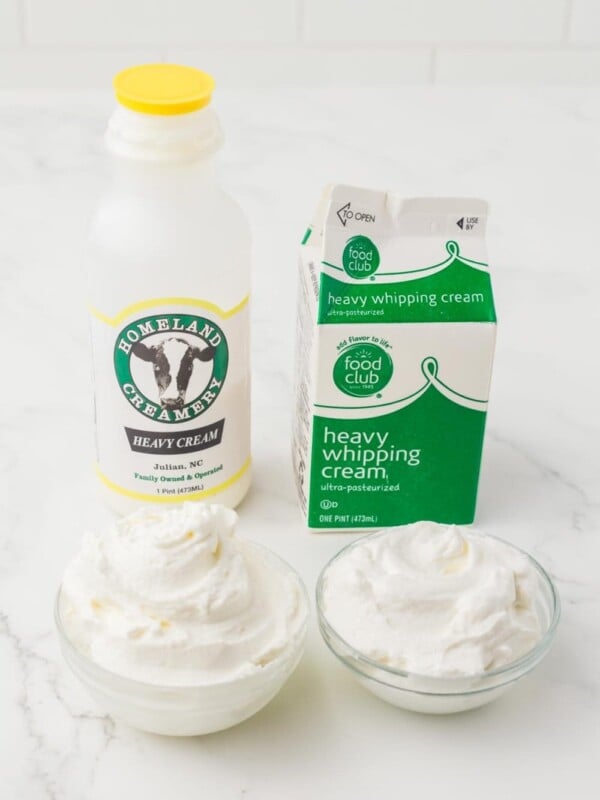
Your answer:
(114, 313), (228, 424)
(333, 343), (393, 398)
(342, 235), (380, 280)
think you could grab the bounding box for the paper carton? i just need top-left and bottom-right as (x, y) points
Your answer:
(292, 185), (496, 531)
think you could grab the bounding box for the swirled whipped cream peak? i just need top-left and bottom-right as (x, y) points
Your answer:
(321, 522), (544, 677)
(60, 503), (307, 685)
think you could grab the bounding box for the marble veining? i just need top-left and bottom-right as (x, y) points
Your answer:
(0, 87), (598, 800)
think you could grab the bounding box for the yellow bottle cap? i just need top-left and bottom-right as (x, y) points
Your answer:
(113, 64), (215, 116)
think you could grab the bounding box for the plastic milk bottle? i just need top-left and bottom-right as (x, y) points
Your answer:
(88, 65), (251, 514)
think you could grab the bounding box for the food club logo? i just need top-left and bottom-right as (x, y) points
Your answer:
(333, 342), (393, 398)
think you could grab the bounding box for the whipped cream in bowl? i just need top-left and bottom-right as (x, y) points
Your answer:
(317, 522), (560, 714)
(56, 503), (308, 735)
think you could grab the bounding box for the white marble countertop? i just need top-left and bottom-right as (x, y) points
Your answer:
(1, 87), (598, 799)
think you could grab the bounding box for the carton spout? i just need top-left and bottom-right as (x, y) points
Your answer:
(384, 191), (404, 226)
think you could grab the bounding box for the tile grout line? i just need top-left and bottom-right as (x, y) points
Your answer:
(429, 47), (437, 84)
(17, 0), (27, 46)
(562, 0), (574, 43)
(4, 42), (600, 55)
(296, 0), (305, 43)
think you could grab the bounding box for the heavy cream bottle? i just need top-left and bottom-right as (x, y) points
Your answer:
(88, 65), (251, 514)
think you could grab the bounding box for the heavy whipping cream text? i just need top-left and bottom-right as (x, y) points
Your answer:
(320, 428), (421, 481)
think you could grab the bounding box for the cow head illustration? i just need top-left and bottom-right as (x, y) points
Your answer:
(132, 337), (215, 410)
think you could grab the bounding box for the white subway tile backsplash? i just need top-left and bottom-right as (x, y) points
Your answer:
(570, 1), (600, 44)
(0, 0), (21, 45)
(0, 0), (597, 87)
(25, 0), (297, 46)
(0, 48), (160, 87)
(166, 46), (431, 86)
(436, 47), (600, 84)
(0, 45), (431, 89)
(304, 0), (567, 45)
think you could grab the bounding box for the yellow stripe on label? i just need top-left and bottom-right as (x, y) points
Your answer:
(95, 458), (251, 504)
(89, 295), (250, 327)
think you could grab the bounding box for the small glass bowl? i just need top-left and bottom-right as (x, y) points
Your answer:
(55, 543), (308, 736)
(316, 530), (560, 715)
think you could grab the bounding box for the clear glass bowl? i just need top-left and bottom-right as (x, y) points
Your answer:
(316, 530), (560, 714)
(55, 543), (308, 736)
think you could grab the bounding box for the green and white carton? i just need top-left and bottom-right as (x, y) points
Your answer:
(292, 185), (496, 531)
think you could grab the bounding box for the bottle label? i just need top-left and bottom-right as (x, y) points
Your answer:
(91, 296), (250, 504)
